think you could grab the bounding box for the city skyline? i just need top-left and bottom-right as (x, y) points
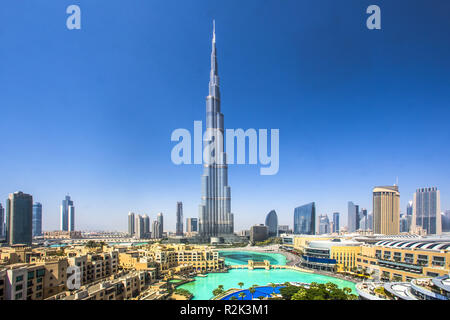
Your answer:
(1, 1), (450, 232)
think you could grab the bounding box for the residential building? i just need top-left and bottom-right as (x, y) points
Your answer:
(413, 187), (441, 235)
(6, 191), (33, 246)
(373, 185), (400, 235)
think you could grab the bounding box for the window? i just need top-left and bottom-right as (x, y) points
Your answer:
(16, 275), (24, 282)
(27, 271), (35, 280)
(15, 284), (23, 291)
(432, 256), (445, 267)
(36, 269), (45, 277)
(15, 292), (22, 300)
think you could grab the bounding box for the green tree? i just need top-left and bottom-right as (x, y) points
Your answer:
(230, 296), (238, 300)
(269, 283), (278, 294)
(238, 282), (244, 289)
(238, 292), (246, 300)
(249, 287), (256, 300)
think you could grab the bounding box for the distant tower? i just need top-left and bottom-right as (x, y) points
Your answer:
(413, 187), (441, 235)
(294, 202), (316, 235)
(135, 215), (144, 239)
(373, 185), (400, 235)
(176, 202), (183, 236)
(60, 195), (74, 231)
(152, 220), (161, 239)
(6, 191), (33, 245)
(32, 202), (43, 237)
(347, 202), (359, 233)
(143, 214), (150, 238)
(186, 218), (198, 233)
(265, 210), (278, 237)
(157, 212), (164, 237)
(318, 214), (330, 234)
(128, 212), (135, 236)
(0, 203), (4, 237)
(332, 212), (340, 233)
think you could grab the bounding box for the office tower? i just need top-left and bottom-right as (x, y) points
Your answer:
(367, 212), (373, 231)
(332, 212), (340, 233)
(407, 201), (413, 216)
(152, 220), (161, 239)
(128, 212), (135, 236)
(360, 208), (368, 231)
(318, 214), (330, 234)
(60, 195), (74, 231)
(32, 202), (43, 237)
(134, 215), (144, 239)
(6, 191), (33, 245)
(265, 210), (278, 237)
(157, 212), (164, 237)
(143, 214), (150, 238)
(413, 187), (441, 235)
(250, 224), (268, 243)
(373, 185), (400, 235)
(347, 202), (359, 233)
(186, 218), (198, 233)
(294, 202), (316, 235)
(176, 202), (183, 236)
(198, 22), (233, 238)
(68, 205), (75, 231)
(0, 203), (4, 237)
(400, 214), (409, 233)
(442, 210), (450, 233)
(406, 201), (413, 233)
(278, 225), (291, 234)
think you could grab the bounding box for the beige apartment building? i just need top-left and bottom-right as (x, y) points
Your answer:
(373, 185), (400, 235)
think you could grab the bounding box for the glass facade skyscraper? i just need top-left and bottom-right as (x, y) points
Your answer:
(294, 202), (316, 235)
(318, 214), (330, 234)
(157, 212), (164, 237)
(176, 202), (183, 236)
(332, 212), (340, 233)
(0, 203), (4, 237)
(32, 202), (42, 237)
(347, 201), (359, 233)
(6, 191), (33, 245)
(60, 195), (74, 231)
(198, 22), (233, 238)
(265, 210), (278, 237)
(413, 187), (441, 235)
(128, 212), (135, 236)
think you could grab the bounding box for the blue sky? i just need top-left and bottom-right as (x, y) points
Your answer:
(0, 0), (449, 232)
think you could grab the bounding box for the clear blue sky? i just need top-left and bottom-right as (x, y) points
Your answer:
(0, 0), (449, 232)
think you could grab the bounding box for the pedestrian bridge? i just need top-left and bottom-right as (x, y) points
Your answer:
(229, 261), (313, 273)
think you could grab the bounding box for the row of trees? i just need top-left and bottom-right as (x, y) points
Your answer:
(213, 282), (280, 300)
(277, 282), (357, 300)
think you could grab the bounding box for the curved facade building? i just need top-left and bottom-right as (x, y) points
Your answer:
(265, 210), (278, 237)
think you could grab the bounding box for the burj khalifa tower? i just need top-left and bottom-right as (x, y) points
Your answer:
(198, 22), (234, 239)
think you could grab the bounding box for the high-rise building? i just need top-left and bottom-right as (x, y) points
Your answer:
(265, 210), (278, 237)
(128, 212), (135, 236)
(176, 202), (183, 236)
(413, 187), (441, 235)
(294, 202), (316, 235)
(32, 202), (43, 237)
(400, 214), (409, 233)
(157, 212), (164, 238)
(198, 22), (233, 239)
(186, 218), (198, 233)
(0, 203), (4, 237)
(152, 220), (161, 239)
(332, 212), (340, 233)
(250, 224), (268, 243)
(347, 202), (359, 233)
(134, 215), (144, 239)
(143, 214), (150, 238)
(278, 225), (291, 234)
(60, 195), (74, 231)
(442, 210), (450, 233)
(373, 185), (400, 235)
(6, 191), (33, 245)
(318, 214), (330, 234)
(359, 208), (368, 231)
(367, 212), (373, 231)
(407, 201), (413, 216)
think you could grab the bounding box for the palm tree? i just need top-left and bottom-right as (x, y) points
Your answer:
(238, 292), (246, 300)
(230, 296), (238, 300)
(249, 287), (256, 300)
(269, 283), (277, 294)
(238, 282), (244, 289)
(218, 285), (224, 290)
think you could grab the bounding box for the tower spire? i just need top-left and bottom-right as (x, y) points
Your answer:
(213, 19), (216, 43)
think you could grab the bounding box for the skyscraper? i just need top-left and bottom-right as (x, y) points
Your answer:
(373, 185), (400, 235)
(347, 202), (359, 233)
(128, 212), (135, 236)
(152, 220), (161, 239)
(413, 187), (441, 235)
(32, 202), (42, 237)
(176, 202), (183, 236)
(332, 212), (340, 233)
(60, 195), (74, 231)
(0, 203), (4, 237)
(6, 191), (33, 245)
(294, 202), (316, 235)
(143, 214), (150, 238)
(198, 22), (233, 239)
(359, 208), (368, 231)
(265, 210), (278, 237)
(135, 215), (144, 239)
(186, 218), (198, 233)
(318, 214), (330, 234)
(157, 212), (164, 238)
(442, 210), (450, 233)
